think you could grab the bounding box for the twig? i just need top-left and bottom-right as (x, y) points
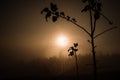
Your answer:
(94, 26), (117, 39)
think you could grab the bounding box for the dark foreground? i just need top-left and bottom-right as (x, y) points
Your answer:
(1, 72), (120, 80)
(0, 53), (120, 80)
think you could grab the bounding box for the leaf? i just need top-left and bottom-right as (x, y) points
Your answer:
(68, 47), (71, 52)
(68, 48), (70, 52)
(50, 3), (58, 12)
(74, 43), (78, 47)
(74, 49), (78, 52)
(87, 40), (91, 43)
(60, 12), (65, 16)
(55, 12), (59, 16)
(45, 11), (51, 21)
(72, 18), (77, 22)
(70, 47), (74, 51)
(41, 8), (49, 14)
(94, 12), (100, 20)
(81, 5), (90, 12)
(68, 51), (74, 56)
(66, 16), (70, 21)
(52, 16), (58, 22)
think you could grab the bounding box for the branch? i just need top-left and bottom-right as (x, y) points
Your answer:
(51, 11), (91, 36)
(41, 4), (91, 36)
(71, 20), (91, 36)
(88, 1), (93, 34)
(92, 9), (113, 25)
(59, 15), (91, 36)
(94, 26), (117, 39)
(100, 13), (113, 25)
(93, 19), (97, 34)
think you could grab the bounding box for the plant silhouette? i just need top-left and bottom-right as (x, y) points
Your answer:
(68, 43), (79, 80)
(41, 1), (117, 80)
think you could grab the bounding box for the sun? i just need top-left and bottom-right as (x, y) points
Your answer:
(56, 35), (68, 47)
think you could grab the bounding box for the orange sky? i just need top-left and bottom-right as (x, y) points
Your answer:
(0, 0), (120, 58)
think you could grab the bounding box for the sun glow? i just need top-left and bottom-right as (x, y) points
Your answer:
(56, 35), (68, 47)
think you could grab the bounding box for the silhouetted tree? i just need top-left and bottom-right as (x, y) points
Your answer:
(68, 43), (79, 80)
(41, 1), (117, 80)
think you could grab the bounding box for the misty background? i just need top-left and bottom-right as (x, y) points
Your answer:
(0, 0), (120, 80)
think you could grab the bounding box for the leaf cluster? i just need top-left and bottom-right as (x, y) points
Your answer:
(41, 3), (77, 23)
(68, 43), (78, 56)
(81, 0), (102, 20)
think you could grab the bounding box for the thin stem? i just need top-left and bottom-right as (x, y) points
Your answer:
(75, 52), (79, 80)
(93, 0), (97, 34)
(89, 3), (93, 33)
(93, 19), (97, 34)
(91, 36), (97, 80)
(88, 1), (97, 80)
(71, 21), (91, 36)
(92, 10), (113, 24)
(94, 26), (117, 39)
(51, 12), (91, 36)
(100, 13), (113, 24)
(61, 15), (91, 36)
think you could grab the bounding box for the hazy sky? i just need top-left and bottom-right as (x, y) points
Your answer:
(0, 0), (120, 58)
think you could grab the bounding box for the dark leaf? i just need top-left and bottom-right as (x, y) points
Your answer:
(52, 16), (58, 22)
(66, 16), (70, 21)
(94, 12), (100, 20)
(87, 40), (91, 43)
(68, 47), (71, 52)
(45, 11), (51, 21)
(41, 11), (43, 14)
(60, 12), (65, 16)
(70, 47), (74, 51)
(50, 3), (58, 12)
(74, 43), (78, 47)
(68, 48), (71, 52)
(68, 51), (74, 56)
(55, 12), (59, 16)
(41, 8), (49, 14)
(81, 5), (90, 12)
(75, 49), (78, 52)
(72, 18), (77, 22)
